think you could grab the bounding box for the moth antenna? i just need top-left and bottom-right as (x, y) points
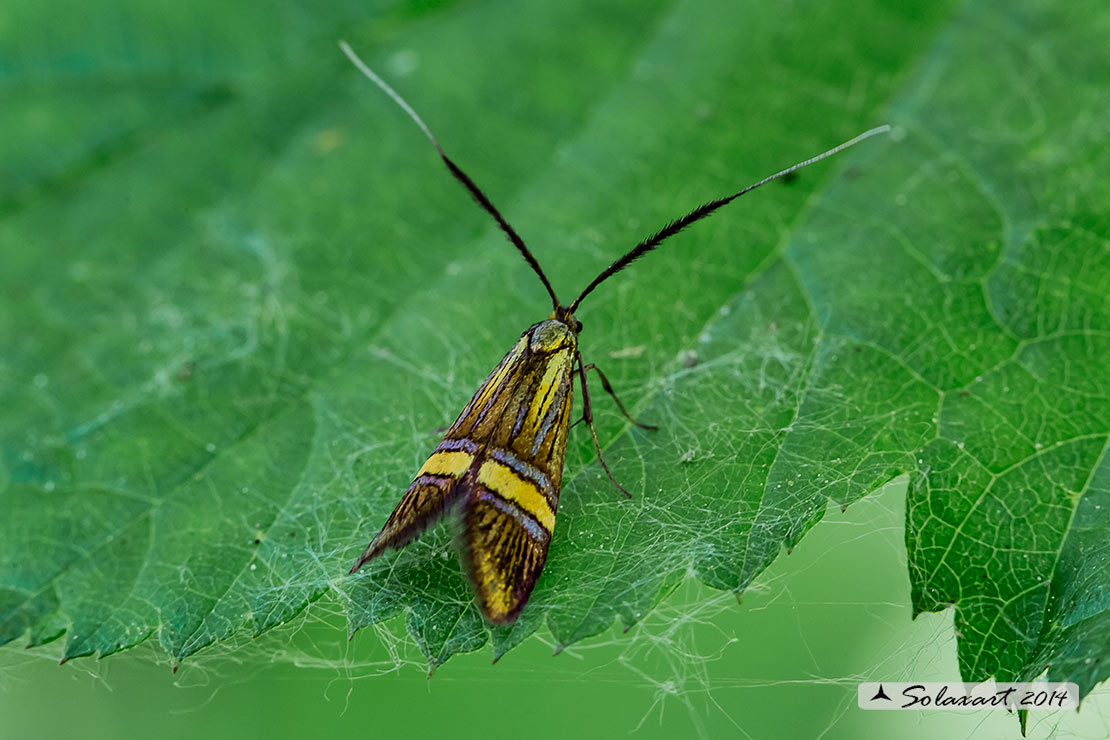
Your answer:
(339, 41), (562, 310)
(568, 125), (892, 312)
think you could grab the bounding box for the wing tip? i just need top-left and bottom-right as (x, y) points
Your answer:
(347, 536), (390, 575)
(478, 600), (523, 626)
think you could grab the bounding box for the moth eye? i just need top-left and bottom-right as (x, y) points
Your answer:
(575, 320), (583, 333)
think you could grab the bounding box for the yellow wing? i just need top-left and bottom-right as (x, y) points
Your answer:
(350, 319), (577, 626)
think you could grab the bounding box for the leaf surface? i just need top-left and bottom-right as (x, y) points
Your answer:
(1, 0), (1107, 700)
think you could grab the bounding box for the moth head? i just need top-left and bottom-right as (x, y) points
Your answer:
(550, 306), (582, 334)
(530, 319), (577, 355)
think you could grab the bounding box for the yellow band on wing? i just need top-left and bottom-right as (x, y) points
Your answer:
(417, 450), (474, 478)
(477, 460), (556, 532)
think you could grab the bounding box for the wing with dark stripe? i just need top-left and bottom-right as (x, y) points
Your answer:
(452, 321), (577, 494)
(460, 326), (575, 622)
(348, 438), (478, 572)
(463, 484), (552, 624)
(350, 319), (578, 625)
(348, 332), (532, 574)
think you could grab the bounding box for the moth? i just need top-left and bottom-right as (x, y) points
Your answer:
(340, 42), (889, 624)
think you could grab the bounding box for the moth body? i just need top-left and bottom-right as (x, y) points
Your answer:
(350, 317), (580, 623)
(339, 41), (888, 626)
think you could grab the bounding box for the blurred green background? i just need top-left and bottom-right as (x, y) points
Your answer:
(4, 0), (1109, 736)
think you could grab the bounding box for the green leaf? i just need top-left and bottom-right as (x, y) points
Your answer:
(2, 0), (1107, 706)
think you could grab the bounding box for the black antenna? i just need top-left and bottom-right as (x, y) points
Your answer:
(568, 125), (891, 313)
(339, 41), (562, 310)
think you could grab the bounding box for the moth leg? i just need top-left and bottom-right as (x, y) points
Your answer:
(576, 353), (632, 499)
(578, 363), (657, 431)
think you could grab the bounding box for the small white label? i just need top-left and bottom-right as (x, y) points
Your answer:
(858, 682), (1079, 711)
